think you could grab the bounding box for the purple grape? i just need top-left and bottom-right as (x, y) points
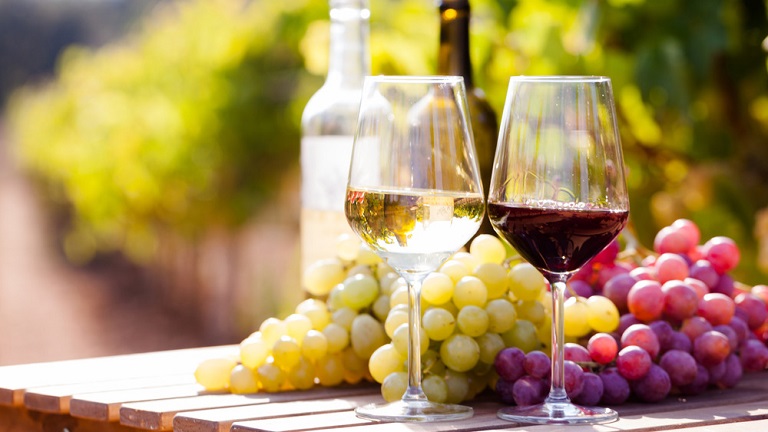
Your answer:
(728, 316), (750, 345)
(599, 367), (631, 405)
(494, 378), (516, 404)
(566, 279), (594, 299)
(658, 349), (697, 387)
(707, 359), (726, 385)
(693, 330), (731, 367)
(602, 273), (637, 313)
(712, 324), (738, 351)
(512, 375), (546, 406)
(711, 273), (734, 297)
(616, 345), (652, 380)
(564, 343), (591, 367)
(564, 360), (584, 399)
(716, 353), (742, 389)
(495, 347), (526, 381)
(618, 313), (642, 335)
(667, 330), (693, 353)
(572, 372), (603, 406)
(649, 320), (675, 353)
(678, 364), (710, 395)
(630, 364), (671, 403)
(597, 263), (631, 290)
(523, 350), (551, 379)
(740, 339), (768, 372)
(734, 292), (768, 330)
(622, 323), (661, 359)
(689, 259), (719, 289)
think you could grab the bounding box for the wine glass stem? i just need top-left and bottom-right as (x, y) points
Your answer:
(548, 275), (570, 403)
(402, 272), (429, 402)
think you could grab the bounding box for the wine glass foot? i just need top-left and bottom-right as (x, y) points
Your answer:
(497, 401), (618, 425)
(355, 399), (473, 422)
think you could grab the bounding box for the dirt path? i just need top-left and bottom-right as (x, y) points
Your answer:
(0, 124), (204, 366)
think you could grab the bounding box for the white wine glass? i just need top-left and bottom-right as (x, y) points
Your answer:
(489, 76), (629, 424)
(345, 76), (484, 421)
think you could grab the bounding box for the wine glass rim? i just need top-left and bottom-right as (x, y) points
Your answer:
(509, 75), (610, 83)
(365, 75), (464, 84)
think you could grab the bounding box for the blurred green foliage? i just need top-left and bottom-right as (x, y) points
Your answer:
(7, 0), (768, 283)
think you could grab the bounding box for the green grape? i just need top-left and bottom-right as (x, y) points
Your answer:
(356, 245), (382, 266)
(444, 369), (470, 404)
(440, 334), (480, 372)
(485, 298), (517, 333)
(421, 272), (455, 305)
(384, 306), (409, 338)
(453, 276), (488, 309)
(516, 300), (546, 325)
(456, 305), (489, 337)
(368, 343), (407, 383)
(322, 323), (349, 354)
(335, 233), (361, 261)
(272, 336), (301, 371)
(475, 332), (505, 365)
(371, 295), (391, 322)
(301, 329), (328, 361)
(392, 323), (428, 357)
(287, 356), (316, 390)
(381, 371), (408, 402)
(422, 349), (447, 376)
(350, 313), (387, 359)
(440, 259), (471, 283)
(194, 357), (237, 391)
(331, 307), (357, 331)
(326, 283), (346, 311)
(304, 258), (345, 297)
(586, 294), (620, 333)
(422, 307), (456, 341)
(346, 264), (373, 278)
(229, 364), (259, 394)
(376, 261), (395, 279)
(341, 274), (380, 310)
(256, 362), (285, 393)
(259, 317), (286, 345)
(423, 374), (449, 403)
(239, 335), (271, 370)
(378, 272), (400, 296)
(473, 262), (508, 299)
(469, 234), (506, 264)
(389, 284), (409, 308)
(296, 299), (331, 331)
(284, 313), (313, 344)
(341, 346), (368, 374)
(452, 251), (482, 274)
(316, 353), (345, 387)
(563, 296), (592, 338)
(508, 262), (546, 301)
(501, 319), (541, 353)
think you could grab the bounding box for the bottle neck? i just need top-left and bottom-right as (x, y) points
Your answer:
(438, 0), (473, 88)
(326, 0), (370, 88)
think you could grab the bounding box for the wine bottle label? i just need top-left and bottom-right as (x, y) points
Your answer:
(301, 135), (355, 211)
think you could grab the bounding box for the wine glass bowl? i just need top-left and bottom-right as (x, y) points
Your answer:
(489, 76), (629, 424)
(345, 75), (484, 421)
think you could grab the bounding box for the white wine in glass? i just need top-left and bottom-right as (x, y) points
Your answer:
(345, 75), (484, 421)
(489, 76), (629, 425)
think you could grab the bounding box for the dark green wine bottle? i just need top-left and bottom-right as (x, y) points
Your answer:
(438, 0), (498, 239)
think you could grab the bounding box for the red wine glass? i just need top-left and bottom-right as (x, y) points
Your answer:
(489, 76), (629, 424)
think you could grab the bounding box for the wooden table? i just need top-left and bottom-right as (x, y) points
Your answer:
(1, 345), (766, 432)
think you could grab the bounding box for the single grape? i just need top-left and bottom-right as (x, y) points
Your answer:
(658, 349), (697, 387)
(621, 323), (660, 359)
(421, 272), (455, 305)
(627, 280), (665, 322)
(678, 364), (710, 395)
(734, 292), (768, 330)
(474, 262), (508, 299)
(368, 343), (406, 383)
(693, 330), (731, 366)
(703, 236), (740, 274)
(341, 274), (380, 311)
(740, 339), (768, 372)
(671, 218), (701, 248)
(707, 359), (726, 385)
(649, 320), (674, 353)
(563, 297), (592, 338)
(272, 336), (301, 370)
(453, 251), (482, 274)
(587, 332), (618, 365)
(259, 317), (287, 345)
(229, 364), (259, 394)
(335, 233), (361, 261)
(381, 371), (407, 402)
(689, 260), (719, 289)
(508, 262), (547, 301)
(654, 253), (690, 284)
(444, 369), (470, 404)
(331, 307), (357, 331)
(423, 374), (449, 403)
(572, 372), (603, 406)
(389, 285), (409, 308)
(476, 332), (505, 365)
(456, 305), (490, 337)
(378, 272), (400, 296)
(301, 330), (328, 361)
(599, 367), (631, 405)
(440, 334), (480, 372)
(322, 322), (350, 354)
(630, 364), (671, 403)
(586, 295), (621, 333)
(346, 264), (373, 278)
(453, 276), (488, 309)
(654, 225), (694, 255)
(494, 378), (516, 405)
(371, 295), (391, 323)
(295, 299), (330, 331)
(356, 244), (382, 266)
(713, 324), (739, 351)
(240, 336), (271, 370)
(564, 342), (591, 366)
(602, 273), (637, 314)
(513, 376), (546, 406)
(501, 320), (541, 353)
(728, 316), (750, 345)
(680, 316), (713, 342)
(716, 353), (742, 389)
(303, 258), (345, 297)
(523, 350), (551, 379)
(440, 259), (471, 284)
(698, 292), (736, 326)
(469, 234), (507, 264)
(349, 314), (386, 359)
(629, 266), (655, 281)
(597, 263), (632, 291)
(422, 349), (446, 376)
(684, 277), (710, 300)
(618, 313), (642, 334)
(616, 345), (652, 380)
(661, 280), (699, 322)
(315, 353), (345, 387)
(712, 273), (735, 297)
(422, 307), (456, 341)
(494, 347), (526, 382)
(485, 298), (517, 333)
(667, 330), (693, 353)
(256, 362), (286, 392)
(564, 360), (584, 399)
(284, 314), (313, 344)
(516, 300), (546, 325)
(566, 279), (594, 299)
(195, 357), (237, 391)
(287, 356), (316, 390)
(384, 306), (409, 338)
(392, 323), (428, 357)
